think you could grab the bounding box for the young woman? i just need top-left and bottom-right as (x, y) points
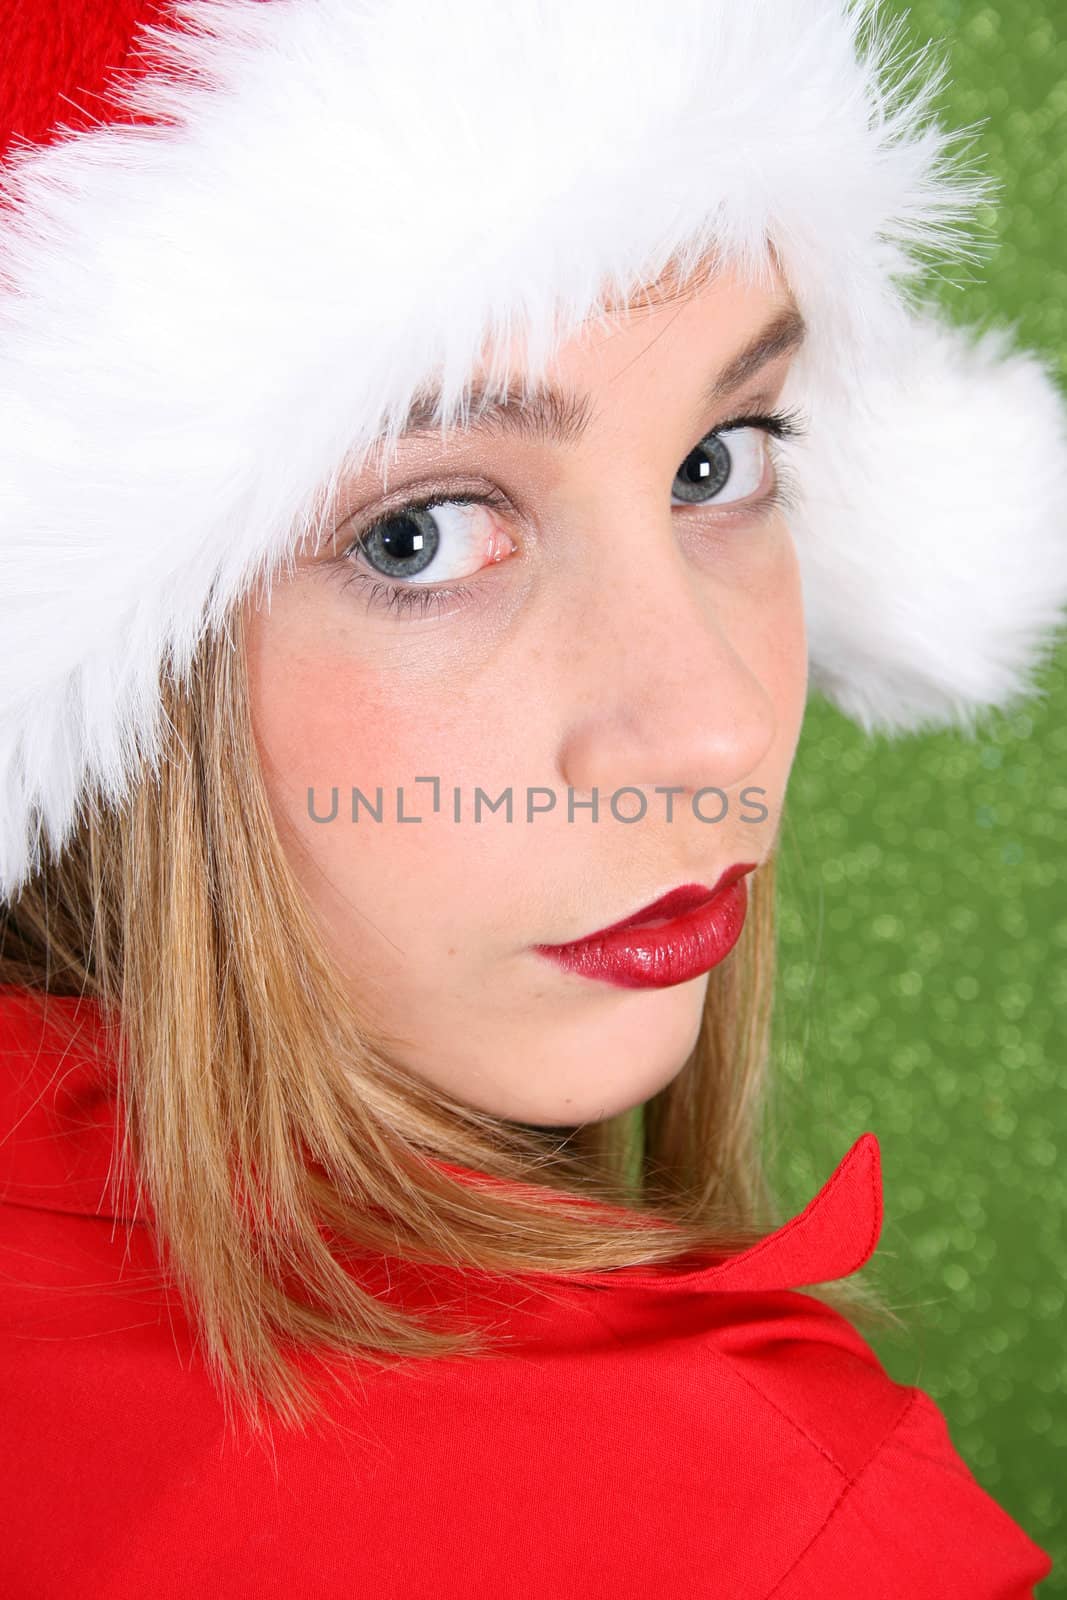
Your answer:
(1, 1), (1064, 1594)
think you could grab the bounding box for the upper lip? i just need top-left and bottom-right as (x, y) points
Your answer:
(558, 863), (758, 945)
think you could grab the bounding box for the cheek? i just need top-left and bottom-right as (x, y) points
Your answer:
(245, 589), (438, 812)
(766, 558), (809, 737)
(728, 525), (809, 752)
(257, 655), (411, 787)
(242, 592), (522, 947)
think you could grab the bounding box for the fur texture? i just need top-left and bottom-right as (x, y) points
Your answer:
(789, 313), (1067, 736)
(0, 0), (1065, 899)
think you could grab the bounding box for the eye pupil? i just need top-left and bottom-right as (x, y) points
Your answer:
(674, 435), (732, 503)
(364, 508), (440, 577)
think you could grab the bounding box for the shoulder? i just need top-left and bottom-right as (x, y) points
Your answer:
(771, 1350), (1054, 1596)
(0, 1204), (1053, 1599)
(714, 1288), (1053, 1596)
(555, 1272), (1053, 1595)
(697, 1284), (912, 1474)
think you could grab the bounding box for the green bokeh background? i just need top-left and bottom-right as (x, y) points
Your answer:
(769, 1), (1066, 1583)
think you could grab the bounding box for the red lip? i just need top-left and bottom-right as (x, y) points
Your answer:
(533, 863), (758, 991)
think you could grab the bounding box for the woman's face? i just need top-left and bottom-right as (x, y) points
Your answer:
(243, 262), (810, 1127)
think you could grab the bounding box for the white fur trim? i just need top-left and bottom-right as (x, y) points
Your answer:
(791, 313), (1067, 736)
(0, 0), (1061, 900)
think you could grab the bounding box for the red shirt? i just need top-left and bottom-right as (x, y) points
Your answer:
(0, 986), (1053, 1597)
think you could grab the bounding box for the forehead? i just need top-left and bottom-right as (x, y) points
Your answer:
(388, 292), (807, 452)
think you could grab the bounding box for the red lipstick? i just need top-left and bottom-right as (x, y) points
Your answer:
(534, 864), (757, 990)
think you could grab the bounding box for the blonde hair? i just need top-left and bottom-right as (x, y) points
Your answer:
(0, 259), (902, 1437)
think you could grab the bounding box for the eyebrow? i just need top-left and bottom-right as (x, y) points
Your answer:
(394, 298), (808, 447)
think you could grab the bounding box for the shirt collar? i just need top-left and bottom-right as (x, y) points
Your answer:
(0, 985), (883, 1290)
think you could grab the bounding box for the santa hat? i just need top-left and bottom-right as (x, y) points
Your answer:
(1, 0), (1065, 904)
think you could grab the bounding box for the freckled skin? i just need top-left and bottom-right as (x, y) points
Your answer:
(242, 263), (809, 1127)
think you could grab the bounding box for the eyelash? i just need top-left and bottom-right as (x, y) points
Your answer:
(333, 404), (808, 621)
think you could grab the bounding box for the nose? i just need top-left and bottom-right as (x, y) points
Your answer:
(556, 513), (780, 803)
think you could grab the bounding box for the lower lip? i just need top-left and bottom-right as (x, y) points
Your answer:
(534, 867), (753, 990)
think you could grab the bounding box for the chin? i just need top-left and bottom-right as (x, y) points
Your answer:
(506, 1051), (695, 1130)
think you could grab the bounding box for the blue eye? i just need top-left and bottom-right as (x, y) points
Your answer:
(361, 505), (441, 580)
(672, 426), (766, 506)
(354, 494), (513, 588)
(335, 405), (808, 620)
